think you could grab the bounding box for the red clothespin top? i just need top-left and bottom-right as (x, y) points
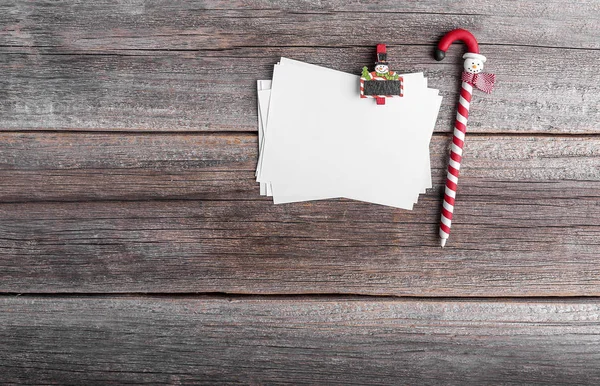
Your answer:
(360, 44), (403, 105)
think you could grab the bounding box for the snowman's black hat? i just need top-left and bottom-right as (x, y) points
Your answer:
(377, 52), (387, 62)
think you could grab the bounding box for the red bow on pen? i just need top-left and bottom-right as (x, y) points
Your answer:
(462, 72), (495, 93)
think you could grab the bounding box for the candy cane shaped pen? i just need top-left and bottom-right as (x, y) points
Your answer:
(434, 29), (496, 247)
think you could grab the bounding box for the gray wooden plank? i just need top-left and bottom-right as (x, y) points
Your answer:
(1, 45), (598, 133)
(0, 133), (599, 295)
(2, 194), (599, 296)
(1, 0), (599, 133)
(2, 296), (600, 385)
(0, 132), (598, 202)
(1, 1), (598, 49)
(0, 132), (256, 202)
(0, 131), (598, 295)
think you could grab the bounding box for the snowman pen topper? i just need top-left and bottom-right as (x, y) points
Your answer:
(434, 28), (496, 247)
(360, 44), (403, 105)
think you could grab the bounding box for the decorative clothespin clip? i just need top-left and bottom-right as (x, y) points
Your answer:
(360, 44), (403, 105)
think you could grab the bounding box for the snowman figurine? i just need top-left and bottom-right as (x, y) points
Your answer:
(460, 52), (495, 93)
(374, 62), (389, 76)
(463, 52), (487, 74)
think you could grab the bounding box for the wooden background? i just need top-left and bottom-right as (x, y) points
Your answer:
(1, 1), (599, 384)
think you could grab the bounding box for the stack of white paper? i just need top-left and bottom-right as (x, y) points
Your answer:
(256, 58), (442, 210)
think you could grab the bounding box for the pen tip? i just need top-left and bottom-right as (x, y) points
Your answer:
(440, 238), (447, 248)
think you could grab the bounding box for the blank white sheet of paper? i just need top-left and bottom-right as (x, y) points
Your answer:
(258, 58), (440, 209)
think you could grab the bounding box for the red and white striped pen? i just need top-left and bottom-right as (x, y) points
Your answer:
(434, 29), (496, 247)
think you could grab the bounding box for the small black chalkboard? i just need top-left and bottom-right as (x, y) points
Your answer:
(363, 80), (401, 96)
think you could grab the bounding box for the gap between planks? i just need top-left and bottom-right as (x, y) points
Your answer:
(2, 43), (599, 53)
(0, 130), (599, 138)
(3, 293), (600, 302)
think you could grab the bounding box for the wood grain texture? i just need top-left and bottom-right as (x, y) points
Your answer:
(0, 132), (598, 295)
(0, 132), (599, 202)
(0, 133), (256, 202)
(2, 1), (598, 49)
(2, 194), (599, 295)
(2, 296), (600, 385)
(1, 3), (598, 132)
